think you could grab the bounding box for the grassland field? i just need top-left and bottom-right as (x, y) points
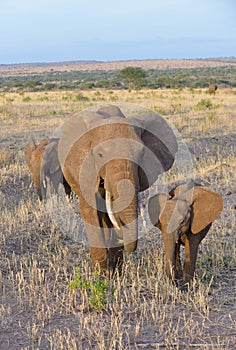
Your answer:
(0, 78), (236, 349)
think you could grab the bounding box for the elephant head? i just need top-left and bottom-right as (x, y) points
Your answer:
(148, 180), (223, 285)
(56, 104), (178, 273)
(25, 139), (71, 200)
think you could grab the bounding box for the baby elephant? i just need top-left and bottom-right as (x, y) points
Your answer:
(25, 139), (71, 200)
(148, 180), (223, 286)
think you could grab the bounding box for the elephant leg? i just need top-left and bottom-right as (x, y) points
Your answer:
(79, 196), (108, 273)
(183, 227), (210, 284)
(175, 242), (183, 281)
(32, 172), (42, 200)
(183, 235), (201, 284)
(90, 246), (108, 272)
(63, 177), (72, 197)
(101, 213), (124, 276)
(108, 245), (124, 276)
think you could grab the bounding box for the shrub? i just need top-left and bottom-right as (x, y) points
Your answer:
(194, 98), (220, 111)
(68, 268), (115, 310)
(44, 83), (56, 90)
(75, 93), (89, 102)
(22, 96), (31, 102)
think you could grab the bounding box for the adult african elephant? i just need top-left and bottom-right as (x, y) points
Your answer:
(148, 180), (223, 286)
(25, 138), (71, 200)
(56, 104), (178, 274)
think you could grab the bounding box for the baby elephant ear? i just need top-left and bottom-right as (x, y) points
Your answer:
(191, 187), (223, 234)
(148, 193), (170, 226)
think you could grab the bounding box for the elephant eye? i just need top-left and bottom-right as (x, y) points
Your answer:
(97, 152), (103, 158)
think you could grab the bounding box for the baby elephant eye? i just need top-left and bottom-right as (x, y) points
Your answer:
(97, 153), (103, 158)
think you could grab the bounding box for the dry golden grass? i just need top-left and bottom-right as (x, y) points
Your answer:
(0, 87), (236, 349)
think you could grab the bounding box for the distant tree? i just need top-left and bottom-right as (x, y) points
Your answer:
(44, 83), (56, 90)
(24, 79), (42, 91)
(155, 76), (173, 88)
(95, 80), (110, 89)
(118, 67), (147, 89)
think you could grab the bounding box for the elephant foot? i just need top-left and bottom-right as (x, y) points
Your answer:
(92, 260), (107, 273)
(90, 246), (108, 274)
(175, 268), (183, 281)
(178, 277), (195, 292)
(108, 246), (124, 277)
(183, 272), (194, 285)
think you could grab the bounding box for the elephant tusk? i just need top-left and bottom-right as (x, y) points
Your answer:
(105, 191), (120, 230)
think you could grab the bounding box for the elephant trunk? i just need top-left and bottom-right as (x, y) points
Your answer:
(163, 235), (177, 280)
(120, 201), (138, 252)
(104, 165), (139, 253)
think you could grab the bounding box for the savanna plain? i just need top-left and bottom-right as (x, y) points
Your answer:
(0, 70), (236, 349)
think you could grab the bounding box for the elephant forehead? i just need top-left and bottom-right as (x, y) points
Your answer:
(91, 121), (141, 141)
(160, 199), (189, 232)
(93, 138), (144, 160)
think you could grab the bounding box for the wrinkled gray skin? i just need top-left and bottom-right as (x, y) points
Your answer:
(25, 138), (71, 200)
(148, 180), (223, 286)
(40, 138), (71, 199)
(56, 105), (178, 274)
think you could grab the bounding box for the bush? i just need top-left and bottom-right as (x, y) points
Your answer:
(68, 268), (115, 310)
(75, 93), (89, 102)
(22, 96), (31, 102)
(194, 98), (220, 111)
(44, 83), (56, 90)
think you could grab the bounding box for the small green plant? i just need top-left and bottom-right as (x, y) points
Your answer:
(194, 98), (220, 111)
(75, 93), (89, 102)
(68, 268), (114, 310)
(170, 102), (182, 113)
(6, 97), (14, 103)
(109, 95), (118, 101)
(61, 94), (73, 101)
(38, 95), (49, 101)
(22, 96), (31, 102)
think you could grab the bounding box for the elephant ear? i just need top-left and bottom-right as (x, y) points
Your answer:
(131, 112), (178, 191)
(190, 186), (223, 234)
(97, 105), (126, 118)
(58, 110), (107, 201)
(25, 141), (36, 169)
(40, 139), (65, 197)
(148, 192), (171, 227)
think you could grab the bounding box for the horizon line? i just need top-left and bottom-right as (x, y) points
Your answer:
(1, 56), (235, 67)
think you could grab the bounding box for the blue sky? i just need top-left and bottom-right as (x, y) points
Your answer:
(1, 0), (235, 64)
